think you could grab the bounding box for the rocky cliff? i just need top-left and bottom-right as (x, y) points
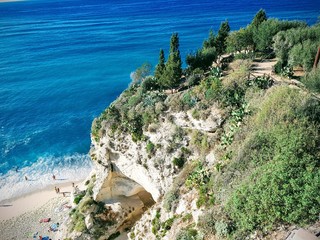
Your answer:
(63, 58), (320, 240)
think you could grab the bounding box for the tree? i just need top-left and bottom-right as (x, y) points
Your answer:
(161, 33), (182, 89)
(203, 29), (216, 49)
(186, 47), (217, 71)
(154, 49), (166, 81)
(226, 28), (252, 53)
(216, 20), (230, 55)
(130, 62), (152, 85)
(247, 9), (268, 51)
(251, 9), (267, 28)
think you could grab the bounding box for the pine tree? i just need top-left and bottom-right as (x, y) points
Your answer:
(251, 9), (267, 28)
(161, 33), (182, 89)
(203, 29), (216, 49)
(154, 49), (165, 81)
(249, 9), (267, 51)
(216, 20), (230, 55)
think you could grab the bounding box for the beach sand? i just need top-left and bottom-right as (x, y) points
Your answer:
(0, 181), (83, 240)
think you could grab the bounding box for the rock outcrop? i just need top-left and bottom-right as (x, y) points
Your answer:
(80, 104), (224, 239)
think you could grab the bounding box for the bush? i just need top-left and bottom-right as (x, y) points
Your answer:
(249, 75), (273, 89)
(176, 228), (201, 240)
(225, 88), (320, 234)
(163, 190), (179, 212)
(79, 197), (95, 213)
(215, 221), (232, 237)
(146, 140), (155, 155)
(108, 232), (120, 240)
(302, 67), (320, 94)
(74, 192), (85, 205)
(280, 65), (294, 78)
(74, 216), (86, 232)
(141, 76), (159, 92)
(186, 74), (202, 87)
(186, 47), (217, 71)
(172, 157), (185, 169)
(273, 60), (284, 74)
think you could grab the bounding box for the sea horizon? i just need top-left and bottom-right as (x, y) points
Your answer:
(0, 0), (319, 201)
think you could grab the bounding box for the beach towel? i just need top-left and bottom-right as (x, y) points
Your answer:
(50, 223), (58, 232)
(39, 218), (51, 223)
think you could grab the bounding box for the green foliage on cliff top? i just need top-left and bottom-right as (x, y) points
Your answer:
(215, 87), (320, 237)
(89, 11), (320, 239)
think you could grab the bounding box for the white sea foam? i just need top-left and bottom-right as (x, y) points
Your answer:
(0, 153), (92, 202)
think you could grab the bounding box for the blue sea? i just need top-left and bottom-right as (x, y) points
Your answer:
(0, 0), (319, 201)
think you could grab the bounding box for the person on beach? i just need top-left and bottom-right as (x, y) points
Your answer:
(25, 175), (28, 181)
(54, 186), (58, 193)
(52, 174), (56, 180)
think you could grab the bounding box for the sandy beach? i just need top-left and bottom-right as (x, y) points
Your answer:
(0, 180), (84, 240)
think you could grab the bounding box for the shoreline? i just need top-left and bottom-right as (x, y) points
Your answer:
(0, 179), (86, 240)
(0, 180), (83, 221)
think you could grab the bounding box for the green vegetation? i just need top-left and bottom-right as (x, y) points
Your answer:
(73, 192), (85, 205)
(89, 9), (320, 240)
(160, 33), (183, 89)
(301, 66), (320, 93)
(176, 227), (202, 240)
(151, 210), (176, 238)
(222, 87), (320, 237)
(107, 232), (120, 240)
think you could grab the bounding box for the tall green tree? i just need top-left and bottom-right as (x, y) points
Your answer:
(154, 49), (166, 81)
(251, 9), (267, 28)
(226, 28), (252, 53)
(203, 29), (216, 49)
(248, 9), (268, 51)
(216, 20), (230, 55)
(161, 33), (182, 89)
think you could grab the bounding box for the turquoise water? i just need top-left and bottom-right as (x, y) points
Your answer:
(0, 0), (319, 201)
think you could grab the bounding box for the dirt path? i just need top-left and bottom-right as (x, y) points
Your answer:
(251, 59), (277, 76)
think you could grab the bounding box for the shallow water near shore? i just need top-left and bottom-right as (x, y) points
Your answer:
(0, 0), (319, 200)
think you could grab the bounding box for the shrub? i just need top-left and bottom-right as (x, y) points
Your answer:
(181, 91), (197, 110)
(146, 140), (155, 155)
(215, 221), (231, 237)
(186, 47), (217, 71)
(172, 157), (185, 169)
(249, 75), (273, 89)
(186, 74), (202, 87)
(79, 197), (95, 213)
(163, 190), (179, 212)
(162, 217), (175, 231)
(176, 228), (201, 240)
(74, 192), (85, 205)
(198, 210), (216, 236)
(280, 65), (294, 78)
(108, 231), (120, 240)
(226, 97), (320, 234)
(302, 67), (320, 94)
(141, 76), (159, 92)
(273, 60), (283, 74)
(74, 217), (86, 232)
(190, 130), (210, 153)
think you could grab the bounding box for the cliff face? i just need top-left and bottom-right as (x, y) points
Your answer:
(85, 103), (224, 239)
(90, 104), (223, 203)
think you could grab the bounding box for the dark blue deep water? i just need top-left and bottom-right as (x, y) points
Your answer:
(0, 0), (319, 200)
